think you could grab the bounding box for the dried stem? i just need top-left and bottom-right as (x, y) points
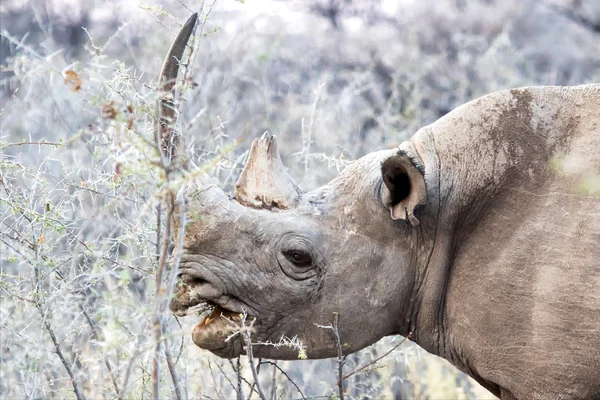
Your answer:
(247, 358), (263, 400)
(31, 239), (85, 400)
(270, 363), (277, 400)
(120, 342), (143, 400)
(342, 334), (411, 381)
(152, 194), (174, 400)
(259, 361), (307, 400)
(236, 357), (244, 400)
(1, 141), (64, 148)
(156, 204), (162, 264)
(154, 195), (173, 290)
(241, 314), (268, 400)
(162, 190), (187, 400)
(332, 312), (345, 400)
(0, 86), (19, 117)
(80, 305), (121, 397)
(164, 336), (184, 400)
(39, 309), (86, 400)
(302, 80), (326, 178)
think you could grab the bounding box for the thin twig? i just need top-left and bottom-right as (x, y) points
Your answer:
(154, 194), (173, 291)
(342, 335), (411, 381)
(152, 194), (173, 400)
(0, 87), (18, 117)
(161, 190), (187, 400)
(156, 204), (162, 264)
(332, 312), (345, 400)
(259, 361), (307, 400)
(270, 363), (277, 400)
(236, 357), (243, 400)
(216, 360), (239, 393)
(176, 0), (193, 13)
(65, 183), (139, 204)
(241, 314), (268, 400)
(1, 140), (64, 148)
(543, 1), (600, 34)
(222, 359), (268, 399)
(164, 336), (184, 400)
(29, 216), (85, 400)
(302, 81), (326, 178)
(120, 341), (143, 399)
(173, 317), (185, 365)
(80, 305), (121, 397)
(247, 358), (262, 400)
(40, 310), (86, 400)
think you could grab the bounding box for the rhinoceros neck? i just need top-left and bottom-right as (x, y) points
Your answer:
(406, 85), (600, 370)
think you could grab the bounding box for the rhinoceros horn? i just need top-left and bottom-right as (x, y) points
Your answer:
(235, 132), (300, 209)
(157, 16), (298, 211)
(156, 13), (235, 238)
(156, 12), (198, 166)
(156, 13), (230, 205)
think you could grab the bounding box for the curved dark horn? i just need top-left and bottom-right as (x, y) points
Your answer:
(235, 132), (300, 209)
(155, 12), (198, 165)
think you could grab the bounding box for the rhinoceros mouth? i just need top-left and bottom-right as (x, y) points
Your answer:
(190, 303), (244, 353)
(170, 274), (252, 355)
(172, 295), (244, 319)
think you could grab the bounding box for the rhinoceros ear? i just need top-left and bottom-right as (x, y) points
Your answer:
(381, 151), (426, 226)
(235, 132), (300, 209)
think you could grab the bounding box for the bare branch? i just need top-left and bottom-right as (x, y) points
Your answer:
(164, 337), (184, 400)
(270, 363), (277, 400)
(240, 312), (268, 400)
(80, 305), (121, 397)
(332, 312), (345, 400)
(40, 310), (86, 400)
(544, 1), (600, 34)
(258, 361), (307, 400)
(342, 335), (411, 381)
(316, 313), (346, 399)
(0, 87), (19, 117)
(152, 193), (173, 400)
(301, 81), (326, 179)
(235, 357), (243, 400)
(1, 141), (63, 148)
(120, 343), (143, 399)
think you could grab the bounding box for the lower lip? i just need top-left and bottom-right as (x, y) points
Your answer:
(195, 305), (242, 329)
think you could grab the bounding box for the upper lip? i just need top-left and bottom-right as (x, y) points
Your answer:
(170, 272), (247, 317)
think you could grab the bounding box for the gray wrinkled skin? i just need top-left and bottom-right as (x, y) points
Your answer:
(170, 84), (600, 400)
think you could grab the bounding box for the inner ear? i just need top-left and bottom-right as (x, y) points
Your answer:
(381, 152), (426, 226)
(382, 163), (411, 205)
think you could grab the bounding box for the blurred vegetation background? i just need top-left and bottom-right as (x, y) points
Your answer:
(1, 0), (599, 399)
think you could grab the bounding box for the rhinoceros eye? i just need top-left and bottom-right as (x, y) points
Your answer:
(283, 249), (312, 268)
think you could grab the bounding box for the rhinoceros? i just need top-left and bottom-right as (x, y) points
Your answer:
(164, 13), (600, 400)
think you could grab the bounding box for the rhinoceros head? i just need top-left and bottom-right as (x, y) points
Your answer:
(169, 138), (427, 359)
(162, 13), (427, 360)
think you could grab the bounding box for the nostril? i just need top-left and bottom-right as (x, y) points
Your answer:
(192, 278), (209, 286)
(174, 272), (224, 299)
(177, 272), (207, 287)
